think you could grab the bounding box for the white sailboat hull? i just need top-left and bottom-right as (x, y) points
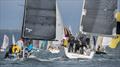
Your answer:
(64, 47), (94, 59)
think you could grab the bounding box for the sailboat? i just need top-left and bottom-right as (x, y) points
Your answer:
(0, 34), (9, 52)
(21, 0), (56, 58)
(79, 0), (119, 55)
(64, 0), (117, 59)
(63, 0), (113, 59)
(21, 0), (65, 57)
(64, 34), (95, 59)
(4, 34), (24, 61)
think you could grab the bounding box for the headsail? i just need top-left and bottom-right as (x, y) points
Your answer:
(47, 2), (64, 53)
(80, 0), (117, 36)
(22, 0), (56, 40)
(12, 34), (16, 45)
(54, 2), (64, 41)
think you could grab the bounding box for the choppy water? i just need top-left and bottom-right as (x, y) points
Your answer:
(0, 30), (120, 67)
(0, 51), (120, 67)
(1, 46), (120, 67)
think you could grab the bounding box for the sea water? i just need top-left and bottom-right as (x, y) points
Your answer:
(0, 30), (120, 67)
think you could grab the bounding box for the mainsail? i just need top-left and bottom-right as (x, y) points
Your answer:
(22, 0), (56, 40)
(80, 0), (117, 36)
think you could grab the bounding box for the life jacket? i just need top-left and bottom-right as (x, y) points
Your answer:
(63, 39), (68, 47)
(26, 44), (33, 52)
(12, 44), (21, 54)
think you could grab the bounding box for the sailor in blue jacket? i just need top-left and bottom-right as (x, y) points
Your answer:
(25, 40), (33, 52)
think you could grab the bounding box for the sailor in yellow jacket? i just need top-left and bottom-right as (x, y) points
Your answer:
(12, 44), (21, 54)
(63, 37), (69, 47)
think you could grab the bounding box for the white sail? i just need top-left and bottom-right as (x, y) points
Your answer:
(0, 34), (9, 52)
(54, 1), (64, 42)
(47, 2), (64, 53)
(12, 34), (16, 45)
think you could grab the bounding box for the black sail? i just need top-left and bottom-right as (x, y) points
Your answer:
(80, 0), (117, 36)
(22, 0), (56, 40)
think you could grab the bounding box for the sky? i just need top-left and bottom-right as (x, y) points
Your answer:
(0, 0), (83, 35)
